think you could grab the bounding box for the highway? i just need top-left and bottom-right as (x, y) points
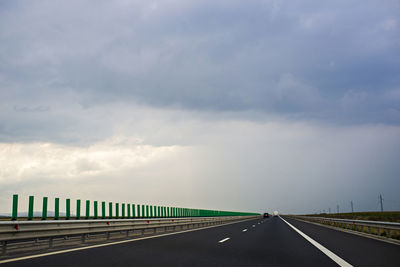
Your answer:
(1, 216), (399, 266)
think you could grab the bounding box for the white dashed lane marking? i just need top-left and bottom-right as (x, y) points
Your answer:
(218, 237), (230, 243)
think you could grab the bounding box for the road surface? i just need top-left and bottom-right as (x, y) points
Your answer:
(1, 216), (399, 266)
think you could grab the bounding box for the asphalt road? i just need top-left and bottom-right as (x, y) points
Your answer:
(1, 216), (399, 266)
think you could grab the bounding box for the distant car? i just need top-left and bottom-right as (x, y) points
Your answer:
(263, 213), (269, 218)
(273, 211), (279, 217)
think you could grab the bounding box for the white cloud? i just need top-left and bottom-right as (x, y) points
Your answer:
(0, 136), (181, 184)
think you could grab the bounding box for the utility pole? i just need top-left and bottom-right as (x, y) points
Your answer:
(336, 205), (339, 214)
(351, 201), (354, 213)
(379, 194), (384, 212)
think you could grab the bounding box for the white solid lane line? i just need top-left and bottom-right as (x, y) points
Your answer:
(279, 216), (353, 267)
(242, 229), (248, 232)
(252, 225), (256, 227)
(218, 237), (230, 243)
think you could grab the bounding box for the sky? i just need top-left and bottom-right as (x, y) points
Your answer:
(0, 0), (400, 215)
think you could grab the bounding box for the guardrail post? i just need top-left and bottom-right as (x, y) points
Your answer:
(158, 206), (160, 218)
(150, 205), (153, 218)
(66, 199), (70, 220)
(42, 197), (48, 220)
(116, 203), (119, 219)
(94, 201), (98, 219)
(109, 202), (113, 219)
(137, 204), (140, 218)
(85, 200), (90, 219)
(127, 204), (131, 218)
(12, 194), (18, 221)
(55, 198), (60, 220)
(132, 204), (136, 218)
(76, 199), (81, 219)
(146, 205), (149, 218)
(102, 201), (106, 219)
(122, 203), (125, 219)
(142, 205), (145, 218)
(28, 196), (34, 220)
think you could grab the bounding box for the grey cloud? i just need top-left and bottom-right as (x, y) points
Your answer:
(0, 0), (399, 130)
(13, 105), (50, 112)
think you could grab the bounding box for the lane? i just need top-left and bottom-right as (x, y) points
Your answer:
(2, 217), (341, 267)
(284, 216), (400, 267)
(215, 216), (338, 266)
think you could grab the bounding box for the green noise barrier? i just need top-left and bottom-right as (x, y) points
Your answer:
(8, 194), (260, 221)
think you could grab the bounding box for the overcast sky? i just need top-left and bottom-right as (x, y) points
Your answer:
(1, 0), (399, 215)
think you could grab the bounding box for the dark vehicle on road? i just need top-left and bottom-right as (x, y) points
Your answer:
(263, 213), (269, 218)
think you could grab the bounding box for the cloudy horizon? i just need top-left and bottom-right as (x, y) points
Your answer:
(1, 0), (399, 214)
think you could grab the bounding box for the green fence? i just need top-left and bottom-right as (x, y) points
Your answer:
(9, 194), (260, 221)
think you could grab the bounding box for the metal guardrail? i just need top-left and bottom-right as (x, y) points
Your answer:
(289, 215), (400, 240)
(0, 215), (259, 257)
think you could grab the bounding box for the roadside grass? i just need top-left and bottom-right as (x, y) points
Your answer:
(306, 211), (400, 223)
